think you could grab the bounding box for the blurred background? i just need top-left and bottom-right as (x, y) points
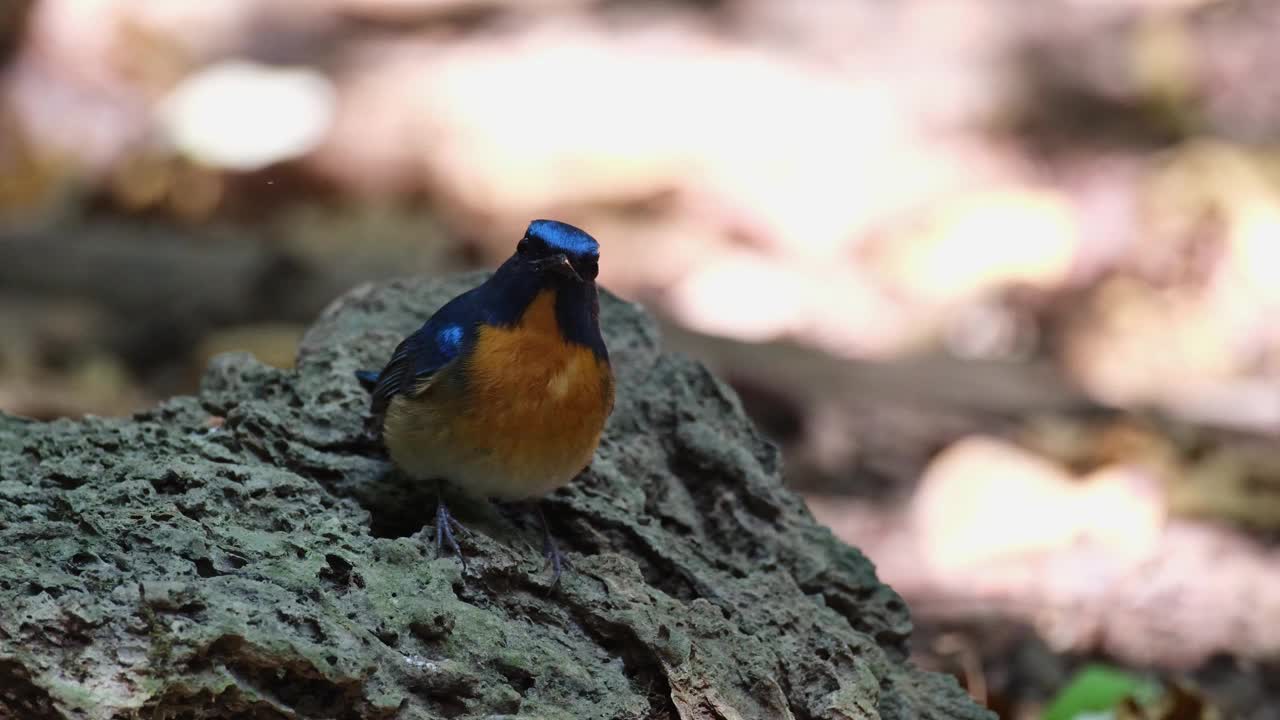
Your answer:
(2, 0), (1279, 716)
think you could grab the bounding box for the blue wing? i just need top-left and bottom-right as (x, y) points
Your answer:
(362, 286), (486, 420)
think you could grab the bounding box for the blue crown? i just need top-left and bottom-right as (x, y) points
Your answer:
(528, 219), (599, 258)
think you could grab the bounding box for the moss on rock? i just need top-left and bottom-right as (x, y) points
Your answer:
(0, 273), (993, 720)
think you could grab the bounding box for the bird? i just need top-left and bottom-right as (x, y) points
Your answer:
(355, 219), (614, 583)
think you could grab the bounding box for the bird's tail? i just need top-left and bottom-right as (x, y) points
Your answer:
(354, 369), (380, 389)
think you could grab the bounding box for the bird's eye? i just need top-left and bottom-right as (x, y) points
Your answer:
(517, 238), (530, 255)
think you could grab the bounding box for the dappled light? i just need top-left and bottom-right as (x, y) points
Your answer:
(4, 0), (1280, 715)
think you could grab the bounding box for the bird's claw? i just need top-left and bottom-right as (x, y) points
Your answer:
(537, 507), (570, 588)
(434, 502), (468, 573)
(542, 536), (567, 587)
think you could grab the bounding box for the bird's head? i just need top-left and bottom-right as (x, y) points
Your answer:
(486, 219), (607, 356)
(515, 219), (599, 285)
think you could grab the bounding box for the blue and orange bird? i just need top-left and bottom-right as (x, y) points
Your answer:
(355, 220), (614, 582)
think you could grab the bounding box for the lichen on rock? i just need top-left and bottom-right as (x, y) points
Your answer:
(0, 272), (993, 720)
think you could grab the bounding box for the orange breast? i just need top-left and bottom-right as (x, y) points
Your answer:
(383, 289), (614, 500)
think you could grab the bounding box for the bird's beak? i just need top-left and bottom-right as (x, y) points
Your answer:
(536, 253), (581, 281)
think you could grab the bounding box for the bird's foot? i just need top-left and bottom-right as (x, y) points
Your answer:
(542, 532), (569, 588)
(537, 506), (570, 588)
(434, 501), (470, 572)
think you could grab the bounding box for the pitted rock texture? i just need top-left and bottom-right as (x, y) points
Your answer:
(0, 273), (993, 720)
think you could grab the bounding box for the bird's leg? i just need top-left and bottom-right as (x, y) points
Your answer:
(536, 504), (568, 587)
(433, 485), (469, 572)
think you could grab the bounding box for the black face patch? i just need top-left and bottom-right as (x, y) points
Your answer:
(573, 255), (598, 281)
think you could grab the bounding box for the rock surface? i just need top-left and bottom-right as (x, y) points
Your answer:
(0, 273), (993, 720)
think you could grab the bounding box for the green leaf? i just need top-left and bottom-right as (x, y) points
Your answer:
(1044, 664), (1161, 720)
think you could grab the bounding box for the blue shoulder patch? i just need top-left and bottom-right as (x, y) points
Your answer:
(529, 219), (599, 258)
(436, 324), (463, 356)
(412, 318), (468, 378)
(366, 286), (486, 416)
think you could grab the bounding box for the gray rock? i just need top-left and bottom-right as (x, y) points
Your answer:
(0, 273), (994, 720)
